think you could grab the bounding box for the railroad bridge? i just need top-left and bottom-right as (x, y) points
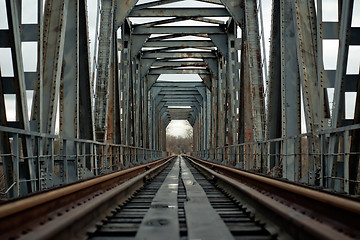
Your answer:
(0, 0), (360, 239)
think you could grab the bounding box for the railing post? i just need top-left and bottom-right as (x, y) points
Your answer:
(90, 143), (94, 174)
(12, 134), (20, 198)
(63, 139), (69, 184)
(36, 136), (42, 190)
(344, 130), (350, 193)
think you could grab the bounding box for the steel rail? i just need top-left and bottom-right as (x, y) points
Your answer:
(0, 156), (175, 239)
(184, 155), (360, 240)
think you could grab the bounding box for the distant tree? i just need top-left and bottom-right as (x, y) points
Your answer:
(166, 131), (193, 155)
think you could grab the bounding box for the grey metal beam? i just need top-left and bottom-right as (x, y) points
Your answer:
(148, 69), (210, 75)
(6, 0), (36, 194)
(115, 0), (139, 26)
(152, 82), (206, 88)
(147, 33), (210, 42)
(151, 61), (208, 68)
(159, 87), (204, 91)
(133, 26), (225, 35)
(244, 0), (264, 141)
(140, 58), (157, 78)
(203, 58), (218, 77)
(209, 34), (228, 56)
(129, 8), (230, 17)
(133, 0), (185, 10)
(279, 0), (301, 180)
(162, 95), (201, 99)
(142, 51), (216, 59)
(131, 34), (150, 56)
(159, 90), (201, 95)
(0, 69), (13, 198)
(328, 1), (354, 189)
(147, 74), (160, 90)
(144, 40), (214, 48)
(135, 16), (190, 28)
(94, 0), (115, 141)
(165, 102), (200, 107)
(198, 74), (212, 89)
(219, 0), (244, 25)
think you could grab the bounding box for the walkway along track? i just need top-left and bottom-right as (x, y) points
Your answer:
(0, 156), (359, 239)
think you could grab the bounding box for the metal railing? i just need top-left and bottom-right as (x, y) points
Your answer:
(0, 126), (166, 199)
(192, 124), (360, 195)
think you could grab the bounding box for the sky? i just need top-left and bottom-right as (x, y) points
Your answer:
(0, 0), (360, 137)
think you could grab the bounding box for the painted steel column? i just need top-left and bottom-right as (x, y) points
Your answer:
(6, 0), (36, 193)
(30, 0), (44, 133)
(122, 23), (131, 146)
(292, 0), (320, 183)
(266, 0), (281, 170)
(60, 0), (80, 143)
(280, 0), (301, 181)
(206, 88), (212, 152)
(217, 56), (226, 148)
(328, 1), (354, 189)
(41, 0), (68, 135)
(78, 0), (95, 141)
(244, 0), (265, 142)
(94, 0), (115, 141)
(211, 70), (218, 154)
(316, 0), (333, 130)
(105, 28), (117, 144)
(0, 71), (13, 197)
(240, 35), (255, 169)
(349, 72), (360, 194)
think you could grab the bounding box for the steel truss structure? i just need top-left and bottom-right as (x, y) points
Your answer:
(0, 0), (360, 199)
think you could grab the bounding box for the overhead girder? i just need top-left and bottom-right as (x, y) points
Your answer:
(152, 82), (206, 88)
(159, 90), (202, 96)
(148, 33), (211, 42)
(131, 34), (151, 56)
(151, 61), (208, 68)
(132, 0), (223, 10)
(142, 51), (217, 59)
(148, 69), (211, 75)
(219, 0), (244, 26)
(115, 0), (139, 27)
(132, 26), (226, 35)
(144, 40), (215, 48)
(208, 34), (228, 57)
(129, 8), (231, 17)
(162, 95), (202, 101)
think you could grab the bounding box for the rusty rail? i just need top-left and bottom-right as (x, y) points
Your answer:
(184, 155), (360, 240)
(0, 156), (175, 239)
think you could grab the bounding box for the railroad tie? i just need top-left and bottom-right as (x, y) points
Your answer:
(180, 156), (235, 240)
(135, 157), (180, 240)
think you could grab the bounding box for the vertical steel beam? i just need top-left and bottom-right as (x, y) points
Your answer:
(31, 0), (44, 133)
(327, 1), (354, 189)
(280, 0), (301, 181)
(266, 0), (281, 170)
(78, 0), (95, 141)
(0, 71), (14, 198)
(94, 0), (115, 141)
(217, 56), (226, 148)
(6, 0), (36, 192)
(349, 72), (360, 194)
(227, 21), (239, 147)
(60, 0), (80, 142)
(315, 0), (334, 130)
(42, 0), (68, 135)
(244, 0), (265, 142)
(292, 0), (320, 182)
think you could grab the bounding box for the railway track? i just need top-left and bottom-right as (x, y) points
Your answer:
(0, 155), (359, 239)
